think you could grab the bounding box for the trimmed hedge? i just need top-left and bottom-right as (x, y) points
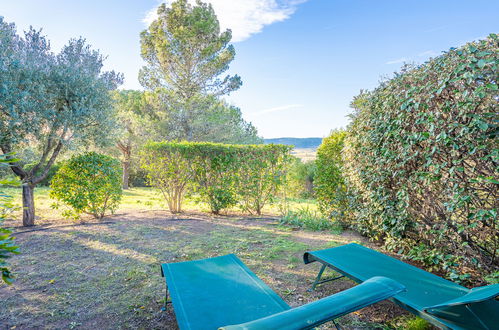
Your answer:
(342, 34), (498, 280)
(140, 142), (291, 214)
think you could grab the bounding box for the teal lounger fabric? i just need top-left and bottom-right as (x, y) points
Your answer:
(220, 276), (405, 330)
(161, 254), (290, 330)
(161, 253), (405, 330)
(304, 243), (499, 329)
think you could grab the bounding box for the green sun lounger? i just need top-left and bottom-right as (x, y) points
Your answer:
(304, 243), (499, 330)
(161, 254), (405, 330)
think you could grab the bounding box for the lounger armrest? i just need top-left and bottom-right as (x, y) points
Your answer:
(220, 276), (405, 330)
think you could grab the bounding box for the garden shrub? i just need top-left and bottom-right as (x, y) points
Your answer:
(50, 152), (122, 219)
(0, 154), (19, 284)
(140, 141), (291, 214)
(128, 167), (149, 187)
(315, 130), (350, 223)
(342, 34), (498, 280)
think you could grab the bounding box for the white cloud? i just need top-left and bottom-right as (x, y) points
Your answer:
(385, 57), (408, 65)
(250, 103), (303, 116)
(417, 50), (438, 57)
(143, 0), (308, 42)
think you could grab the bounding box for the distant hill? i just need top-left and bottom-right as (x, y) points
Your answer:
(264, 137), (322, 149)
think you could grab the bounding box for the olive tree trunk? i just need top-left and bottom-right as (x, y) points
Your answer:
(22, 183), (35, 226)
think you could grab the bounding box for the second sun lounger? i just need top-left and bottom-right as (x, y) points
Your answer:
(304, 243), (499, 330)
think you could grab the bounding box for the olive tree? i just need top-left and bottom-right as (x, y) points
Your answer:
(0, 18), (122, 226)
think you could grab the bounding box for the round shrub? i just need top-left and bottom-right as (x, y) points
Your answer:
(50, 152), (123, 219)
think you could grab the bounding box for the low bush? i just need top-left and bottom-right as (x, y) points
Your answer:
(50, 152), (123, 219)
(189, 143), (240, 214)
(140, 142), (192, 213)
(280, 206), (342, 232)
(236, 144), (292, 215)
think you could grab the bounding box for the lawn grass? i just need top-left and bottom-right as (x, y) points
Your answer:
(1, 186), (317, 220)
(0, 187), (426, 329)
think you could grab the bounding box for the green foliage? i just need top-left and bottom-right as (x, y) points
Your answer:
(402, 317), (431, 330)
(236, 144), (292, 215)
(50, 152), (123, 220)
(140, 142), (291, 214)
(315, 130), (350, 222)
(24, 163), (61, 187)
(286, 158), (316, 199)
(0, 154), (20, 284)
(112, 90), (149, 189)
(484, 271), (499, 285)
(128, 167), (149, 188)
(139, 1), (255, 144)
(140, 142), (194, 213)
(186, 97), (262, 145)
(280, 207), (342, 232)
(189, 144), (240, 214)
(343, 35), (498, 279)
(140, 0), (241, 97)
(389, 316), (431, 330)
(0, 17), (122, 225)
(143, 90), (261, 144)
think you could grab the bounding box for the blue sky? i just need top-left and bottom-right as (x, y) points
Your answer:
(2, 0), (498, 138)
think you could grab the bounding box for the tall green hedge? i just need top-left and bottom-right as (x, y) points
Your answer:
(140, 142), (291, 214)
(343, 34), (498, 280)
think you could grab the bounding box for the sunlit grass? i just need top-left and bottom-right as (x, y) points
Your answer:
(2, 186), (317, 221)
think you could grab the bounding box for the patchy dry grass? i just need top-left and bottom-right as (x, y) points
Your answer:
(0, 188), (427, 329)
